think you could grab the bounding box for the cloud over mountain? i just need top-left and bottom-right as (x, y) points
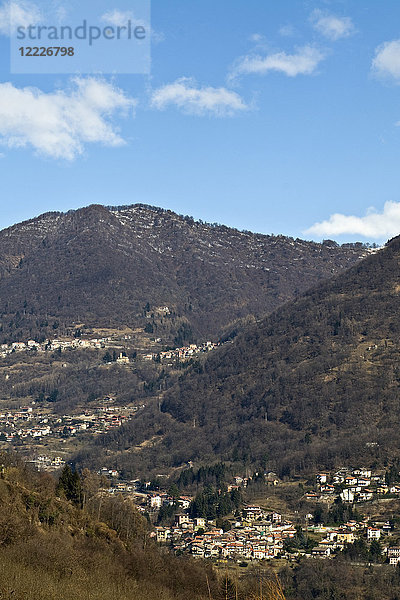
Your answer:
(306, 201), (400, 239)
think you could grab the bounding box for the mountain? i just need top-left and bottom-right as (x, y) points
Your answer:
(0, 203), (370, 343)
(79, 236), (400, 478)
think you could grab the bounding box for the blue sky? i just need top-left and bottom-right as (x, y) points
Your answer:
(1, 0), (400, 243)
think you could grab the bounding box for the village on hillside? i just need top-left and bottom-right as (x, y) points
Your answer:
(78, 464), (400, 566)
(0, 329), (221, 450)
(2, 324), (400, 568)
(0, 399), (143, 444)
(0, 333), (220, 364)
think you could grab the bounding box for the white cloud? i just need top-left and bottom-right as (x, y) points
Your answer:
(305, 201), (400, 239)
(150, 77), (248, 117)
(228, 45), (325, 81)
(0, 78), (136, 160)
(310, 10), (355, 41)
(372, 40), (400, 81)
(0, 0), (41, 35)
(279, 25), (295, 38)
(54, 5), (68, 23)
(151, 30), (165, 44)
(100, 9), (164, 44)
(249, 33), (264, 43)
(101, 9), (139, 27)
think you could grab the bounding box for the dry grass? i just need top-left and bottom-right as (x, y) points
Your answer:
(246, 574), (286, 600)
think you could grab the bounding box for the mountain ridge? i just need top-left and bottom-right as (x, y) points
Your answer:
(0, 203), (372, 343)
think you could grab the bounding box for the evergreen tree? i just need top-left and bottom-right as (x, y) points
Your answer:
(56, 465), (82, 506)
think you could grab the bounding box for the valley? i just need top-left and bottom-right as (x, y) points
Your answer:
(0, 204), (399, 599)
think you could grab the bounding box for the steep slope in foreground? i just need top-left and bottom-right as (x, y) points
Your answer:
(85, 236), (399, 477)
(3, 460), (400, 600)
(0, 203), (369, 342)
(0, 453), (219, 600)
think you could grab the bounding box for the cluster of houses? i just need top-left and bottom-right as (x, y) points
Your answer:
(299, 466), (400, 562)
(29, 454), (65, 471)
(116, 484), (296, 562)
(154, 506), (295, 561)
(1, 334), (221, 368)
(94, 466), (400, 565)
(55, 404), (141, 437)
(0, 402), (141, 444)
(307, 467), (399, 504)
(0, 406), (52, 441)
(310, 520), (392, 558)
(143, 341), (220, 363)
(0, 337), (111, 357)
(150, 500), (400, 564)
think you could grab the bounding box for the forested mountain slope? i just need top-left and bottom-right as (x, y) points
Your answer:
(78, 236), (400, 477)
(0, 203), (369, 342)
(159, 235), (400, 474)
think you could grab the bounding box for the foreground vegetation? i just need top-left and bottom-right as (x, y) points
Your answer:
(0, 453), (221, 600)
(1, 452), (400, 599)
